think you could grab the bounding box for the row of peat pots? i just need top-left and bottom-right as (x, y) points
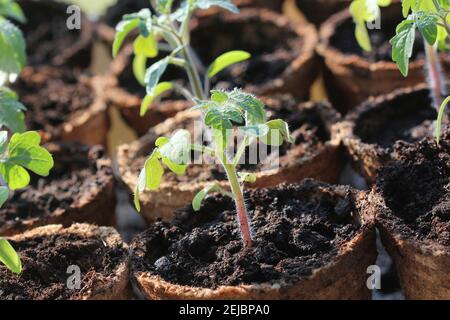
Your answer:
(0, 0), (448, 300)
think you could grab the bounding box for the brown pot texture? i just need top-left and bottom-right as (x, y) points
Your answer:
(333, 83), (448, 185)
(13, 66), (110, 147)
(1, 224), (131, 300)
(96, 0), (283, 45)
(370, 132), (450, 299)
(19, 0), (94, 69)
(130, 181), (377, 300)
(294, 0), (351, 26)
(118, 96), (343, 224)
(317, 1), (450, 113)
(0, 143), (116, 237)
(108, 8), (318, 136)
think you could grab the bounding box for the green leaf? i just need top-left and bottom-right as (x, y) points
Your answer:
(402, 0), (412, 17)
(0, 131), (53, 190)
(238, 172), (257, 183)
(0, 129), (7, 154)
(0, 238), (21, 274)
(0, 185), (8, 207)
(262, 119), (293, 147)
(133, 34), (158, 58)
(133, 54), (147, 86)
(157, 0), (174, 14)
(0, 87), (25, 132)
(140, 82), (173, 116)
(390, 19), (416, 77)
(0, 0), (26, 23)
(145, 57), (169, 96)
(416, 12), (438, 45)
(196, 0), (239, 13)
(355, 22), (372, 51)
(0, 18), (26, 78)
(192, 184), (227, 211)
(436, 96), (450, 144)
(158, 130), (191, 166)
(228, 89), (266, 125)
(207, 50), (251, 78)
(113, 18), (140, 58)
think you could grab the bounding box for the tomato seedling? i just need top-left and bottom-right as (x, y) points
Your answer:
(134, 89), (293, 247)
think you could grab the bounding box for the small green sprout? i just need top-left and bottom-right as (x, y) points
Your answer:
(113, 0), (251, 114)
(134, 89), (293, 248)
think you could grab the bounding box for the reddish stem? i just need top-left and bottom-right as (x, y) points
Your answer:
(424, 43), (447, 110)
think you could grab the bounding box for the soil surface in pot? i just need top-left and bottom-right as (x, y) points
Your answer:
(19, 0), (91, 67)
(353, 87), (440, 149)
(0, 233), (126, 300)
(131, 181), (361, 288)
(329, 5), (423, 62)
(0, 143), (112, 231)
(376, 132), (450, 246)
(130, 96), (329, 184)
(190, 12), (303, 90)
(13, 66), (94, 139)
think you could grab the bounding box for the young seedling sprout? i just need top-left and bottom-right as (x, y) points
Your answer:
(113, 0), (251, 115)
(0, 0), (54, 274)
(134, 89), (293, 247)
(350, 0), (450, 143)
(114, 1), (292, 247)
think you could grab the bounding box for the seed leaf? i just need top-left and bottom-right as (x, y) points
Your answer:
(140, 82), (173, 116)
(0, 18), (26, 79)
(192, 183), (230, 211)
(207, 50), (251, 78)
(0, 238), (21, 274)
(261, 119), (293, 147)
(113, 18), (140, 58)
(436, 96), (450, 144)
(158, 129), (191, 166)
(238, 172), (257, 183)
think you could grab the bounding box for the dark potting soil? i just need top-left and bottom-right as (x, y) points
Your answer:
(131, 181), (361, 288)
(13, 66), (94, 139)
(0, 233), (126, 300)
(19, 0), (92, 67)
(130, 96), (329, 184)
(190, 14), (302, 90)
(0, 143), (112, 229)
(376, 132), (450, 247)
(330, 8), (423, 62)
(354, 87), (439, 149)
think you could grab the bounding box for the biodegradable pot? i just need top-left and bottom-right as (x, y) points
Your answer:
(109, 8), (318, 136)
(317, 2), (450, 113)
(371, 133), (450, 299)
(19, 0), (94, 69)
(294, 0), (351, 26)
(0, 224), (131, 300)
(13, 66), (110, 146)
(118, 95), (344, 223)
(130, 180), (377, 300)
(96, 0), (283, 45)
(333, 84), (448, 185)
(0, 143), (116, 237)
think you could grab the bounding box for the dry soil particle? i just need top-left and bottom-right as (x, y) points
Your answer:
(0, 143), (113, 232)
(375, 132), (450, 247)
(131, 181), (362, 288)
(0, 233), (126, 300)
(13, 66), (95, 140)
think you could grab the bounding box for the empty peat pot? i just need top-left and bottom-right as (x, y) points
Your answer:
(107, 8), (318, 136)
(13, 66), (110, 146)
(333, 84), (448, 184)
(19, 0), (94, 69)
(317, 2), (450, 112)
(294, 0), (351, 26)
(0, 224), (130, 300)
(130, 181), (377, 300)
(118, 95), (343, 223)
(371, 132), (450, 299)
(0, 142), (116, 236)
